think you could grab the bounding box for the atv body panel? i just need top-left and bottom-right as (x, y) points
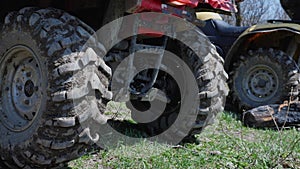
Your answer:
(225, 22), (300, 71)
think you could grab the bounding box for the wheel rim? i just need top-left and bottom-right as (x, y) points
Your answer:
(0, 45), (43, 132)
(244, 64), (279, 102)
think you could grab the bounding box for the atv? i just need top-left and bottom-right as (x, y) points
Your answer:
(197, 0), (300, 112)
(224, 0), (300, 111)
(0, 0), (228, 168)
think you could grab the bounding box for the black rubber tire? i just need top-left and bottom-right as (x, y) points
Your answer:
(228, 48), (300, 111)
(127, 29), (229, 142)
(0, 8), (111, 168)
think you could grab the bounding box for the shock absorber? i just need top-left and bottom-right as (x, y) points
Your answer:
(129, 35), (168, 96)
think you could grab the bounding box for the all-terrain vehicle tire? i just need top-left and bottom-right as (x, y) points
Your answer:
(229, 48), (300, 111)
(0, 8), (111, 168)
(127, 29), (229, 143)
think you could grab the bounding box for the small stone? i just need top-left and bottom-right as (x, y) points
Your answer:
(226, 162), (236, 169)
(210, 150), (222, 155)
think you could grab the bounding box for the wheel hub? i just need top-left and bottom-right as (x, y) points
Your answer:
(0, 46), (43, 131)
(257, 78), (267, 88)
(245, 65), (279, 102)
(24, 80), (35, 97)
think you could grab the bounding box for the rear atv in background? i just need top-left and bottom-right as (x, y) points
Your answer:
(224, 0), (300, 112)
(197, 0), (300, 112)
(0, 0), (228, 168)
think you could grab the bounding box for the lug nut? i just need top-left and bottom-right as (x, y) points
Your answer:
(24, 100), (30, 105)
(26, 72), (32, 77)
(17, 85), (22, 91)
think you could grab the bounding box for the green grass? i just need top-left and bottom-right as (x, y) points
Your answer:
(69, 112), (300, 169)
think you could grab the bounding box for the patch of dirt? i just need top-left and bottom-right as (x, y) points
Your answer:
(68, 153), (105, 169)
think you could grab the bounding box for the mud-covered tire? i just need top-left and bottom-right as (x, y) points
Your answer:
(127, 29), (229, 142)
(228, 48), (300, 111)
(0, 8), (111, 168)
